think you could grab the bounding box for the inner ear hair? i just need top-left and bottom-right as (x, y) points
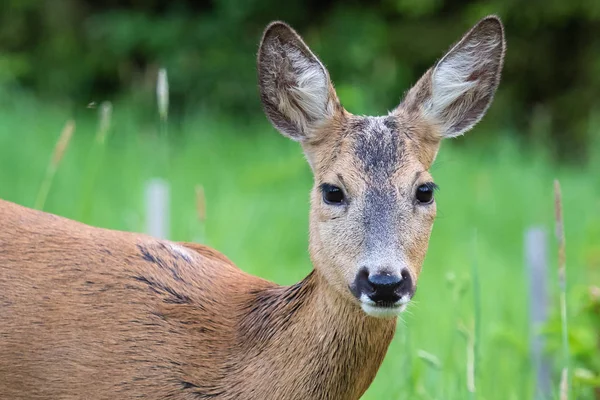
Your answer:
(258, 22), (338, 142)
(399, 16), (506, 139)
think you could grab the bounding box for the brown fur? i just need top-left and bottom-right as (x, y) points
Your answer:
(0, 16), (505, 400)
(0, 200), (393, 399)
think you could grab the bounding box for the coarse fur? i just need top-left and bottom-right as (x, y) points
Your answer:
(0, 16), (505, 400)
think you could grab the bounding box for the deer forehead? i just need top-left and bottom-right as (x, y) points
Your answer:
(311, 114), (438, 186)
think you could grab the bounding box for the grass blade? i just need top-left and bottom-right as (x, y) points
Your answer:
(471, 229), (481, 395)
(157, 68), (170, 176)
(79, 102), (112, 221)
(34, 120), (75, 210)
(554, 179), (570, 399)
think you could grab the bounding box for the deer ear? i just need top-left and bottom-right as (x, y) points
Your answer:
(400, 16), (506, 138)
(258, 22), (339, 142)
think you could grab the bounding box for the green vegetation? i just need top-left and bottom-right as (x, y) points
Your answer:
(1, 1), (598, 397)
(0, 94), (598, 399)
(2, 0), (600, 159)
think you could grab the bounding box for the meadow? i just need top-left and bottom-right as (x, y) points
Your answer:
(0, 94), (598, 399)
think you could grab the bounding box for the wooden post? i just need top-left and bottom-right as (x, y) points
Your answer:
(526, 227), (551, 399)
(145, 179), (170, 239)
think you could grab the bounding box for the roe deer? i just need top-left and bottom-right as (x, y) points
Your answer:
(0, 16), (505, 399)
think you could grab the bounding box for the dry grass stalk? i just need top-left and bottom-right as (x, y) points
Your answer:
(79, 101), (113, 221)
(97, 101), (112, 144)
(560, 367), (569, 400)
(157, 68), (169, 121)
(34, 120), (75, 210)
(591, 286), (600, 300)
(458, 321), (476, 394)
(555, 180), (566, 290)
(416, 349), (442, 370)
(590, 286), (600, 400)
(156, 68), (170, 172)
(466, 329), (476, 394)
(51, 120), (75, 168)
(195, 185), (206, 222)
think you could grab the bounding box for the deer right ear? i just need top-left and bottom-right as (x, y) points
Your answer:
(399, 16), (506, 138)
(258, 22), (339, 142)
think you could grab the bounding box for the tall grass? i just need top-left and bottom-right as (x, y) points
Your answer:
(34, 120), (75, 210)
(470, 230), (481, 398)
(157, 68), (171, 176)
(79, 102), (113, 221)
(0, 97), (598, 399)
(195, 184), (207, 243)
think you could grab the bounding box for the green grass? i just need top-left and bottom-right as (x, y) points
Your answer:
(0, 96), (598, 399)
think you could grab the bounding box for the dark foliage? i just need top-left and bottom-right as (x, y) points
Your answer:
(1, 0), (599, 159)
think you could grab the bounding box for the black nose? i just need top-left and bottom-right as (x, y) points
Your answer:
(352, 268), (412, 304)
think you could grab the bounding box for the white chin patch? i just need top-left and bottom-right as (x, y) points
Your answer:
(360, 303), (407, 319)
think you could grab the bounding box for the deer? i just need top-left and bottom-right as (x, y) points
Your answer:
(0, 16), (505, 400)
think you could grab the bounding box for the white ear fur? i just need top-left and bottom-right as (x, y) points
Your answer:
(275, 45), (333, 131)
(258, 22), (337, 141)
(401, 16), (506, 138)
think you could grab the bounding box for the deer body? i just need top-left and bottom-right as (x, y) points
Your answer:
(0, 199), (393, 399)
(0, 16), (505, 399)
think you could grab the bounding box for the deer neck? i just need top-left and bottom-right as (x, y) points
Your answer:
(235, 270), (397, 399)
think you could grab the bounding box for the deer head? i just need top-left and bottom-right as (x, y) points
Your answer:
(258, 16), (505, 318)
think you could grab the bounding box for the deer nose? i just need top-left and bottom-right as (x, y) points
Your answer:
(352, 268), (412, 305)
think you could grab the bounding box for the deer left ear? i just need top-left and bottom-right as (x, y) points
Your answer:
(258, 22), (340, 142)
(399, 16), (506, 138)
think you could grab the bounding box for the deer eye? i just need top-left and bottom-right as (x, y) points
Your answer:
(321, 184), (345, 205)
(416, 183), (437, 204)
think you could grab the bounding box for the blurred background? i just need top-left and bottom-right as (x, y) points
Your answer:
(0, 1), (599, 399)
